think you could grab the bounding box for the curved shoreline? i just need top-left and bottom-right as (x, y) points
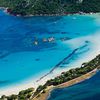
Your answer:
(0, 7), (98, 17)
(0, 9), (99, 99)
(32, 68), (98, 100)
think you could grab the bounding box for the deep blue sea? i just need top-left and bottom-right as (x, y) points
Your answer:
(0, 10), (100, 97)
(48, 71), (100, 100)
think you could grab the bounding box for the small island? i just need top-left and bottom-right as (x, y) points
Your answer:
(0, 53), (100, 100)
(0, 0), (100, 16)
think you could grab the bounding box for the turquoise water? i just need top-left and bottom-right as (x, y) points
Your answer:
(0, 9), (100, 91)
(48, 71), (100, 100)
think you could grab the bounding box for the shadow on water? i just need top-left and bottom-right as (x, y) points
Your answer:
(0, 80), (10, 85)
(0, 80), (9, 84)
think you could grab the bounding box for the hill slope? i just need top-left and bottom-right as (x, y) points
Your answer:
(0, 0), (100, 16)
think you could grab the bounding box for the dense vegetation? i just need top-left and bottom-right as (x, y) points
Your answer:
(0, 0), (100, 16)
(33, 54), (100, 97)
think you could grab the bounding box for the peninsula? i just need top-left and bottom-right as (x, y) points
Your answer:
(0, 54), (100, 100)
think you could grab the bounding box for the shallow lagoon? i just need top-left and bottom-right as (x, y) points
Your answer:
(0, 10), (100, 92)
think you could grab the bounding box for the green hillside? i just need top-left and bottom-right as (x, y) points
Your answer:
(0, 0), (100, 16)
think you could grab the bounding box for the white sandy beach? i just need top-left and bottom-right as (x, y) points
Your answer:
(0, 13), (100, 97)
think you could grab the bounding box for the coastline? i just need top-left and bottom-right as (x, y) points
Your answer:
(32, 68), (98, 100)
(22, 12), (99, 17)
(0, 70), (51, 97)
(1, 40), (100, 97)
(0, 9), (100, 98)
(0, 7), (99, 17)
